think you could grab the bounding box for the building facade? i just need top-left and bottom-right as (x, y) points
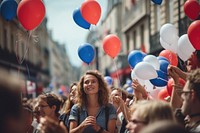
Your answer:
(91, 0), (190, 87)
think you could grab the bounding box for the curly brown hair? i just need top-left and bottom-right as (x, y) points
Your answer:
(77, 70), (109, 107)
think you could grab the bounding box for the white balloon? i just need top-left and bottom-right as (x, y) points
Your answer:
(134, 62), (158, 80)
(178, 34), (195, 61)
(131, 70), (145, 86)
(177, 48), (190, 61)
(160, 37), (178, 53)
(160, 23), (178, 47)
(143, 55), (160, 70)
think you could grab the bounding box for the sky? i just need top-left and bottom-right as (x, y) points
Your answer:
(43, 0), (108, 67)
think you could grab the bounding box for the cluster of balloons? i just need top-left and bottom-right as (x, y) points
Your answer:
(17, 0), (45, 31)
(160, 23), (195, 62)
(73, 0), (101, 30)
(129, 50), (170, 87)
(0, 0), (18, 21)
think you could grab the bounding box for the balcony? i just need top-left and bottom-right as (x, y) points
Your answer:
(122, 1), (147, 32)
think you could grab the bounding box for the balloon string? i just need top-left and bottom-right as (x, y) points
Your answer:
(15, 30), (32, 64)
(157, 77), (168, 82)
(113, 59), (121, 87)
(26, 62), (30, 79)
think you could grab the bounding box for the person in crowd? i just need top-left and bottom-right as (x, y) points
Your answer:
(126, 100), (174, 133)
(22, 101), (34, 133)
(110, 87), (130, 133)
(132, 79), (148, 102)
(177, 69), (200, 133)
(125, 93), (134, 107)
(59, 82), (78, 131)
(0, 69), (24, 133)
(35, 93), (63, 132)
(69, 70), (117, 133)
(140, 120), (188, 133)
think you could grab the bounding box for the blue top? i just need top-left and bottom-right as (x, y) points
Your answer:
(69, 103), (117, 133)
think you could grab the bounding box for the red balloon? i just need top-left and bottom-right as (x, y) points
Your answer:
(167, 78), (185, 96)
(157, 88), (169, 101)
(103, 34), (121, 58)
(17, 0), (45, 30)
(188, 20), (200, 50)
(159, 50), (178, 66)
(184, 0), (200, 20)
(81, 0), (101, 25)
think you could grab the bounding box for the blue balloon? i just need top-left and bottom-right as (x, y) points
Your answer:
(159, 60), (169, 74)
(0, 0), (18, 21)
(128, 50), (144, 68)
(78, 43), (95, 64)
(150, 70), (168, 87)
(104, 76), (113, 86)
(151, 0), (162, 5)
(126, 87), (134, 94)
(73, 8), (91, 29)
(58, 89), (63, 95)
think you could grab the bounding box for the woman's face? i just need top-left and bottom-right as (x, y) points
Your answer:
(70, 85), (77, 103)
(83, 74), (99, 95)
(37, 98), (54, 117)
(126, 110), (146, 133)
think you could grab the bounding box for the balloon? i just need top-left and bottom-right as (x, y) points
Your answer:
(150, 70), (168, 87)
(151, 0), (163, 5)
(104, 76), (113, 87)
(134, 62), (158, 80)
(81, 0), (101, 25)
(157, 88), (169, 101)
(73, 8), (91, 29)
(160, 37), (178, 53)
(188, 20), (200, 50)
(177, 34), (195, 61)
(131, 70), (145, 86)
(128, 50), (144, 68)
(0, 0), (18, 21)
(184, 0), (200, 20)
(78, 43), (95, 64)
(167, 78), (185, 96)
(159, 50), (178, 66)
(17, 0), (45, 30)
(103, 34), (121, 58)
(159, 59), (170, 74)
(157, 56), (169, 62)
(126, 87), (134, 94)
(143, 55), (160, 70)
(160, 23), (179, 48)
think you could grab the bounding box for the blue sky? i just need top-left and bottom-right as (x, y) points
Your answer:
(43, 0), (108, 67)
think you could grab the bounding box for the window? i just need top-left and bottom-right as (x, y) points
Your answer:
(133, 30), (136, 49)
(140, 24), (144, 44)
(126, 34), (130, 53)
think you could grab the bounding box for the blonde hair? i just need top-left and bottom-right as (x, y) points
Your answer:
(131, 100), (174, 124)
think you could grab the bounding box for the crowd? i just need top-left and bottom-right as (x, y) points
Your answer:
(1, 51), (200, 133)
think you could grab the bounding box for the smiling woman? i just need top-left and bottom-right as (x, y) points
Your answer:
(69, 70), (117, 133)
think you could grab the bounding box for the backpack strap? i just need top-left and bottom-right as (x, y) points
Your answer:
(105, 105), (109, 130)
(77, 107), (80, 125)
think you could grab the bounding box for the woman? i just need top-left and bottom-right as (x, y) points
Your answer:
(59, 82), (78, 131)
(69, 70), (117, 133)
(126, 100), (174, 133)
